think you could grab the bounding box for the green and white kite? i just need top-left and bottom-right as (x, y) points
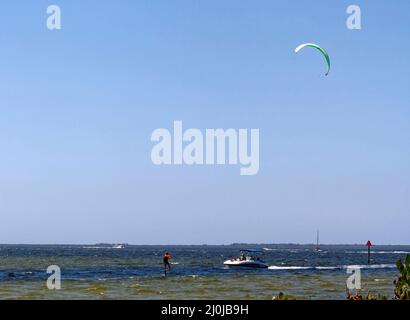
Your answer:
(294, 43), (331, 76)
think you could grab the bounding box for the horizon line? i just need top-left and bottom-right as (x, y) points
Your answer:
(1, 242), (409, 247)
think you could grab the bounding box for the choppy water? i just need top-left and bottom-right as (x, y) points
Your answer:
(0, 244), (408, 300)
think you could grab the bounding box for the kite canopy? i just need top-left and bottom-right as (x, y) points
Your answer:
(294, 43), (331, 76)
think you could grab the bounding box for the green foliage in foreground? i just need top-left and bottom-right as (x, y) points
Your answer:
(272, 292), (297, 300)
(394, 254), (410, 300)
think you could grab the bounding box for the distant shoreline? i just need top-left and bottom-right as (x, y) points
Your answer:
(1, 243), (409, 247)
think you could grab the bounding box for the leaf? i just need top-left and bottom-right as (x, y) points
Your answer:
(397, 259), (405, 274)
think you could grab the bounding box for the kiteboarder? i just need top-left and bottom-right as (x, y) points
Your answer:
(163, 252), (173, 272)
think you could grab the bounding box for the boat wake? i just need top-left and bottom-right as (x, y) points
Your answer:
(268, 264), (396, 271)
(346, 251), (410, 254)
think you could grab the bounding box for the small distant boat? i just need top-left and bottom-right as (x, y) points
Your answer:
(224, 249), (268, 268)
(112, 244), (127, 249)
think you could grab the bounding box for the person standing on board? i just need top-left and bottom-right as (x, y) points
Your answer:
(163, 252), (173, 272)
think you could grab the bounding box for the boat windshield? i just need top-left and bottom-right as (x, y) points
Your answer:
(239, 250), (263, 261)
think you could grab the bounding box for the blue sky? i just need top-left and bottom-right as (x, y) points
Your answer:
(0, 0), (409, 244)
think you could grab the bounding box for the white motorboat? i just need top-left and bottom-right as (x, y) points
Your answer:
(224, 249), (268, 268)
(112, 244), (127, 249)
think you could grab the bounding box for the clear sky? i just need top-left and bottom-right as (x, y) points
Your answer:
(0, 0), (409, 244)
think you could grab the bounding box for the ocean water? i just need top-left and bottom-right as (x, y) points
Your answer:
(0, 244), (408, 300)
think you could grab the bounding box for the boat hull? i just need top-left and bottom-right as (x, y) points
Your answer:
(223, 260), (268, 268)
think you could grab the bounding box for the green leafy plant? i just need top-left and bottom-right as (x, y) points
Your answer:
(272, 292), (296, 300)
(394, 254), (410, 300)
